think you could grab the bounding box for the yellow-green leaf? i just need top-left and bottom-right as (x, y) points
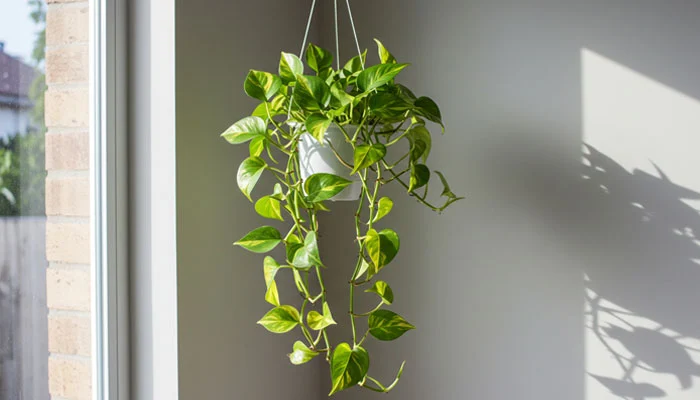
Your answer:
(237, 156), (266, 201)
(307, 302), (337, 330)
(372, 197), (393, 223)
(305, 113), (332, 143)
(292, 268), (309, 297)
(329, 343), (370, 395)
(352, 143), (386, 174)
(408, 164), (430, 192)
(292, 231), (323, 269)
(248, 136), (266, 157)
(304, 173), (352, 203)
(342, 49), (367, 74)
(357, 63), (409, 93)
(306, 43), (333, 73)
(263, 256), (280, 287)
(355, 258), (371, 280)
(257, 305), (300, 333)
(221, 116), (267, 144)
(365, 280), (394, 305)
(374, 38), (397, 64)
(286, 233), (304, 264)
(234, 226), (282, 253)
(265, 280), (280, 306)
(364, 228), (400, 270)
(368, 310), (415, 341)
(255, 195), (283, 221)
(279, 52), (303, 84)
(330, 82), (354, 107)
(244, 70), (282, 101)
(289, 341), (319, 365)
(407, 125), (432, 162)
(294, 74), (331, 111)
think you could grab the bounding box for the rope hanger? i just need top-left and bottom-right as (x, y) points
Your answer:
(289, 0), (364, 120)
(297, 0), (364, 68)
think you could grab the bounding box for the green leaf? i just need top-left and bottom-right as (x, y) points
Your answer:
(236, 156), (266, 201)
(357, 63), (409, 92)
(255, 196), (283, 221)
(304, 173), (352, 203)
(251, 103), (269, 120)
(330, 82), (354, 107)
(248, 136), (266, 157)
(285, 234), (304, 263)
(414, 96), (444, 131)
(306, 43), (333, 73)
(271, 183), (285, 200)
(365, 281), (394, 305)
(257, 305), (300, 333)
(279, 52), (304, 84)
(305, 113), (332, 143)
(372, 197), (393, 223)
(364, 229), (400, 269)
(263, 256), (280, 287)
(221, 116), (267, 144)
(407, 125), (432, 162)
(435, 170), (456, 198)
(244, 70), (282, 101)
(292, 231), (323, 269)
(396, 84), (417, 102)
(374, 38), (397, 64)
(408, 164), (430, 192)
(289, 341), (319, 365)
(265, 280), (280, 306)
(343, 49), (367, 74)
(292, 268), (309, 296)
(329, 343), (370, 395)
(251, 95), (286, 121)
(307, 302), (337, 330)
(294, 74), (331, 111)
(355, 258), (371, 280)
(234, 226), (282, 253)
(368, 92), (412, 121)
(352, 143), (386, 174)
(368, 310), (415, 341)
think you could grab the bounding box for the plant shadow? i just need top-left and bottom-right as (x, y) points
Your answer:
(582, 143), (700, 399)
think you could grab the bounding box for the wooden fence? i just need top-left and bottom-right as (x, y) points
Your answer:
(0, 217), (48, 400)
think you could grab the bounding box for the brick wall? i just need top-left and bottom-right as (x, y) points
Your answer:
(45, 0), (92, 399)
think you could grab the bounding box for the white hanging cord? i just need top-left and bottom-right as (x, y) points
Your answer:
(344, 0), (364, 67)
(334, 0), (340, 69)
(299, 0), (318, 58)
(288, 0), (318, 120)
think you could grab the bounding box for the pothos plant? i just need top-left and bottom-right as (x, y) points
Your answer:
(221, 40), (462, 395)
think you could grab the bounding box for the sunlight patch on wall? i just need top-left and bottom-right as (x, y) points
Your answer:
(582, 48), (700, 400)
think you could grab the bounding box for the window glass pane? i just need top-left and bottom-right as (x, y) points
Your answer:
(0, 1), (92, 399)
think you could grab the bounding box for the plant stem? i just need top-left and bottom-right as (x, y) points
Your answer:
(381, 161), (444, 211)
(349, 181), (366, 346)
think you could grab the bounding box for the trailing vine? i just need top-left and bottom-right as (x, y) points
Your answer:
(222, 40), (461, 395)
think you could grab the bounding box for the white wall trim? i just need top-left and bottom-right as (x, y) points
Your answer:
(129, 0), (179, 398)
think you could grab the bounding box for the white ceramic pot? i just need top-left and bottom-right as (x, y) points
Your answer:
(298, 124), (362, 201)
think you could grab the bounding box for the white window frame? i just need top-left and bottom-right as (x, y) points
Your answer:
(90, 0), (180, 397)
(90, 0), (129, 398)
(127, 0), (180, 399)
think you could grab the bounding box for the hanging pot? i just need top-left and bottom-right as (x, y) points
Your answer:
(298, 124), (361, 201)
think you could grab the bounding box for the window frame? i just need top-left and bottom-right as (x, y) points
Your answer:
(90, 0), (129, 398)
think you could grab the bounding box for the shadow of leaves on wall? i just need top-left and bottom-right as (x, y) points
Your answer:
(582, 144), (700, 399)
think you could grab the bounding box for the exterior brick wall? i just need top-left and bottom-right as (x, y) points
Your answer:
(44, 0), (92, 398)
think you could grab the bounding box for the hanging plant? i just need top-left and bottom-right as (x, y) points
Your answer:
(221, 40), (462, 395)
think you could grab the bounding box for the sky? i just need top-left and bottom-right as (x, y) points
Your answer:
(0, 0), (40, 63)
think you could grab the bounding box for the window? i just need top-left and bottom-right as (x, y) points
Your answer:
(0, 1), (125, 399)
